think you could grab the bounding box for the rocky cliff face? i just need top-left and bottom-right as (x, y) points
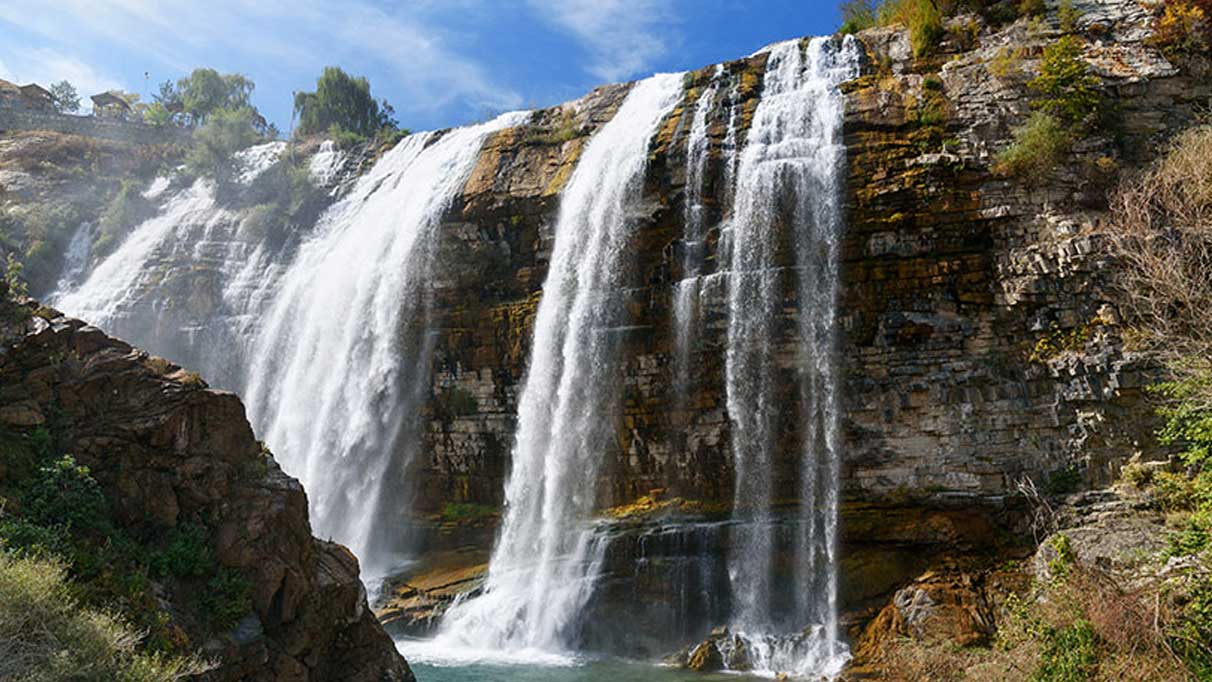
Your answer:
(4, 0), (1211, 663)
(0, 293), (412, 681)
(390, 0), (1211, 647)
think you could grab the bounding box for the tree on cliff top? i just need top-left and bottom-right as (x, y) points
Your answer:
(48, 81), (79, 114)
(292, 66), (399, 140)
(155, 68), (256, 127)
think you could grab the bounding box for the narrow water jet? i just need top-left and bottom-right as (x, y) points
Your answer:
(722, 36), (860, 677)
(431, 73), (685, 659)
(672, 67), (721, 415)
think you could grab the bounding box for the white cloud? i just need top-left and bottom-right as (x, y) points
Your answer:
(0, 0), (521, 124)
(0, 48), (124, 111)
(529, 0), (678, 82)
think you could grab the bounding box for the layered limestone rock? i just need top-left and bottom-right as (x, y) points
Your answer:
(383, 0), (1212, 652)
(0, 294), (412, 681)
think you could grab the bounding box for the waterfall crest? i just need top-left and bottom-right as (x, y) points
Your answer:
(722, 36), (859, 677)
(242, 112), (529, 580)
(431, 72), (686, 660)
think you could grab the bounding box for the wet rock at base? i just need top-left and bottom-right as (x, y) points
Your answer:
(687, 640), (724, 672)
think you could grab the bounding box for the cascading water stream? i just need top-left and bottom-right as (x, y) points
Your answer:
(428, 72), (685, 660)
(672, 66), (721, 415)
(242, 111), (529, 581)
(722, 36), (859, 677)
(51, 141), (291, 389)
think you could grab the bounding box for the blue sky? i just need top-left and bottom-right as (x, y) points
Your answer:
(0, 1), (843, 133)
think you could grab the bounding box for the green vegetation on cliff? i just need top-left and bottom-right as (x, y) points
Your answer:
(293, 66), (403, 147)
(0, 552), (206, 682)
(996, 36), (1102, 179)
(0, 426), (252, 666)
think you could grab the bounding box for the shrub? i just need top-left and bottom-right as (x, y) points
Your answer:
(994, 112), (1070, 178)
(22, 455), (109, 535)
(1028, 36), (1101, 127)
(199, 568), (251, 631)
(1106, 125), (1212, 374)
(1119, 457), (1153, 489)
(1170, 576), (1212, 677)
(4, 254), (28, 300)
(327, 123), (367, 150)
(0, 552), (207, 681)
(840, 0), (878, 33)
(1058, 0), (1081, 33)
(1149, 0), (1212, 57)
(149, 524), (211, 579)
(184, 107), (262, 184)
(879, 0), (946, 57)
(1032, 618), (1097, 681)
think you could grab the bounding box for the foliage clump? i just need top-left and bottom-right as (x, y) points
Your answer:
(994, 112), (1070, 177)
(995, 36), (1101, 179)
(184, 107), (264, 185)
(0, 431), (254, 659)
(1028, 36), (1102, 127)
(0, 552), (208, 682)
(1148, 0), (1212, 57)
(293, 67), (402, 146)
(879, 0), (946, 57)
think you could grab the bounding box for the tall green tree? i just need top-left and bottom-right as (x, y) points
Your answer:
(293, 66), (398, 138)
(47, 81), (79, 113)
(175, 68), (255, 126)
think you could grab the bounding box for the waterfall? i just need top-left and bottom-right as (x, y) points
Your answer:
(242, 112), (529, 581)
(672, 67), (721, 415)
(431, 72), (685, 659)
(722, 36), (859, 677)
(50, 141), (292, 389)
(51, 221), (96, 295)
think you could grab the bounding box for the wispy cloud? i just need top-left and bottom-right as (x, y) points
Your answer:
(0, 48), (124, 106)
(529, 0), (678, 82)
(0, 0), (520, 125)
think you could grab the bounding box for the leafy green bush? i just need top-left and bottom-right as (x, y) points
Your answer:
(1032, 618), (1097, 682)
(1171, 576), (1212, 678)
(184, 107), (262, 184)
(879, 0), (945, 57)
(327, 123), (367, 150)
(0, 552), (207, 682)
(995, 112), (1070, 178)
(1028, 36), (1101, 127)
(199, 568), (251, 630)
(150, 524), (211, 579)
(22, 455), (109, 535)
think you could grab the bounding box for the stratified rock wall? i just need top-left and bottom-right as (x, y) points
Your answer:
(416, 1), (1211, 524)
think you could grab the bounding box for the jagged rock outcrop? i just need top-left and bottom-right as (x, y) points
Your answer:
(0, 294), (412, 681)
